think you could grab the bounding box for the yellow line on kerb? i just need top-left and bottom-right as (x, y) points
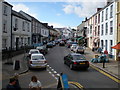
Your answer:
(68, 81), (84, 89)
(90, 65), (120, 83)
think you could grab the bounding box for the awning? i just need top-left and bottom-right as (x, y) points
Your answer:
(77, 37), (84, 40)
(111, 42), (120, 49)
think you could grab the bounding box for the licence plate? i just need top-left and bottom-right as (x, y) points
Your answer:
(80, 63), (85, 64)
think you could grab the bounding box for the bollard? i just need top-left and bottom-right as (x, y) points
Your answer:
(14, 60), (20, 70)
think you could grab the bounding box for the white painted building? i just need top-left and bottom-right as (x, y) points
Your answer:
(12, 10), (31, 50)
(100, 2), (117, 56)
(41, 23), (49, 42)
(62, 27), (73, 39)
(0, 1), (12, 50)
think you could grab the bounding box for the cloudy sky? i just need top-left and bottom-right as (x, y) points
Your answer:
(6, 0), (106, 28)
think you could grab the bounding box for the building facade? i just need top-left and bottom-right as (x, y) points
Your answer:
(116, 1), (120, 61)
(12, 10), (31, 50)
(1, 1), (12, 50)
(100, 2), (116, 57)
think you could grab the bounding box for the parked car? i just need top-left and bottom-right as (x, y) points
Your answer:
(28, 53), (47, 69)
(66, 41), (72, 48)
(64, 53), (89, 70)
(36, 45), (48, 55)
(28, 49), (40, 58)
(59, 41), (65, 46)
(46, 42), (53, 48)
(70, 44), (78, 51)
(74, 46), (85, 54)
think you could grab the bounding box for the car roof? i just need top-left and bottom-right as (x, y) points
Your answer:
(31, 53), (43, 56)
(30, 49), (39, 51)
(70, 53), (82, 56)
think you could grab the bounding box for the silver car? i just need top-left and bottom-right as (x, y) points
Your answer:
(28, 53), (47, 69)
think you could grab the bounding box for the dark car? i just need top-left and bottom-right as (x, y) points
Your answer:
(36, 45), (48, 55)
(59, 41), (65, 46)
(64, 53), (89, 70)
(46, 42), (53, 48)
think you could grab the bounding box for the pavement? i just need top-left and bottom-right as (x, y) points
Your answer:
(85, 47), (120, 81)
(1, 47), (120, 89)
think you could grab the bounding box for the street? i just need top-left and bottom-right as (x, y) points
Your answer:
(2, 45), (119, 89)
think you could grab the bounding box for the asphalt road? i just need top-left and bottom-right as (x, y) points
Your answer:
(45, 45), (119, 89)
(2, 45), (119, 89)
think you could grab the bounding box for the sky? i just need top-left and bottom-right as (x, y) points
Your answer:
(6, 0), (106, 29)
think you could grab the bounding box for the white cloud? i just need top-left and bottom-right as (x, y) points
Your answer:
(12, 3), (38, 18)
(47, 22), (65, 28)
(63, 0), (106, 18)
(56, 13), (61, 16)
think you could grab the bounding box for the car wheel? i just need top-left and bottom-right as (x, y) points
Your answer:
(64, 61), (66, 64)
(70, 64), (73, 70)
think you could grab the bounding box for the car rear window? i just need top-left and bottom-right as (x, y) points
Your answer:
(31, 51), (39, 54)
(73, 55), (85, 60)
(32, 55), (44, 60)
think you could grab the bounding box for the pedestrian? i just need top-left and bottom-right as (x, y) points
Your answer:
(13, 73), (21, 90)
(6, 78), (17, 90)
(29, 76), (42, 90)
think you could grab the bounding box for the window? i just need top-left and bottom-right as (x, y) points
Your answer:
(101, 24), (104, 35)
(3, 5), (7, 15)
(105, 8), (108, 20)
(28, 37), (30, 45)
(95, 16), (97, 24)
(110, 21), (113, 35)
(22, 21), (25, 31)
(101, 40), (104, 49)
(110, 5), (113, 18)
(95, 27), (97, 36)
(3, 20), (7, 33)
(102, 11), (104, 22)
(15, 18), (18, 28)
(90, 25), (92, 34)
(105, 23), (108, 35)
(105, 40), (107, 50)
(110, 40), (113, 54)
(2, 39), (7, 49)
(98, 13), (100, 23)
(98, 26), (100, 36)
(27, 23), (29, 32)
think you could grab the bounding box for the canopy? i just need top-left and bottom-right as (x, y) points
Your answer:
(111, 43), (120, 49)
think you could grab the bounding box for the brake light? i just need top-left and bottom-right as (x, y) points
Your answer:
(74, 62), (77, 64)
(86, 61), (89, 64)
(44, 61), (47, 63)
(30, 61), (32, 64)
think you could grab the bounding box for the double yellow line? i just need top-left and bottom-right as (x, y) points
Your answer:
(90, 65), (120, 83)
(68, 81), (84, 89)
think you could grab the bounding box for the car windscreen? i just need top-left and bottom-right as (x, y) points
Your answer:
(32, 55), (44, 60)
(31, 51), (39, 54)
(37, 47), (44, 49)
(73, 55), (86, 60)
(77, 47), (84, 49)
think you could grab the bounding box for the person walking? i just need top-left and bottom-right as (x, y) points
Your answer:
(6, 78), (17, 90)
(13, 73), (21, 90)
(29, 76), (42, 90)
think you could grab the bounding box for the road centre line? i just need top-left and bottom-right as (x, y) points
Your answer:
(90, 65), (120, 83)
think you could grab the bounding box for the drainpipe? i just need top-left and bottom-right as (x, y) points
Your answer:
(11, 7), (12, 50)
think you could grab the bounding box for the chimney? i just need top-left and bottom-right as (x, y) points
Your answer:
(43, 23), (48, 27)
(51, 25), (53, 28)
(97, 8), (102, 12)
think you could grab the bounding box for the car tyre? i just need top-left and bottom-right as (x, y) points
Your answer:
(64, 61), (66, 64)
(70, 64), (74, 70)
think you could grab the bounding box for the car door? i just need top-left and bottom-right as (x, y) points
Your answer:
(68, 55), (73, 65)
